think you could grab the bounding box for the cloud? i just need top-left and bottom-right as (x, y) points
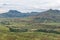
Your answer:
(0, 0), (60, 13)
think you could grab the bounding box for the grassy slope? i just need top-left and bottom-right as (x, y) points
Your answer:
(0, 18), (60, 40)
(0, 32), (60, 40)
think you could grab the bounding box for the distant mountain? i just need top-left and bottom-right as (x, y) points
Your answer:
(0, 10), (29, 17)
(0, 9), (60, 23)
(0, 10), (39, 18)
(32, 9), (60, 23)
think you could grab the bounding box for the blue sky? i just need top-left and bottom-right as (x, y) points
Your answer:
(0, 0), (60, 13)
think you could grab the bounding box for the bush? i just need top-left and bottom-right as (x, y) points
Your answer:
(9, 28), (28, 32)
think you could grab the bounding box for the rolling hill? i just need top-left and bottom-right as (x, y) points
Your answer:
(32, 9), (60, 23)
(0, 10), (39, 18)
(0, 9), (60, 23)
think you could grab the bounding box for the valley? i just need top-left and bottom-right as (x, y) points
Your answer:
(0, 9), (60, 40)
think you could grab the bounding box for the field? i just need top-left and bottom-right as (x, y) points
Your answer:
(0, 18), (60, 40)
(0, 32), (60, 40)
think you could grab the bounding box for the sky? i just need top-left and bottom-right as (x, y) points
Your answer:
(0, 0), (60, 13)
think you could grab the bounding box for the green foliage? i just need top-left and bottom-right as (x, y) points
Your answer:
(0, 18), (60, 40)
(9, 28), (28, 32)
(0, 32), (60, 40)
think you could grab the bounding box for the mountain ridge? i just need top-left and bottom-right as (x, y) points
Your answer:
(0, 9), (60, 18)
(32, 9), (60, 23)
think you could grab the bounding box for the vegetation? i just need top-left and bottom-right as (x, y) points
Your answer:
(0, 32), (60, 40)
(0, 18), (60, 40)
(0, 9), (60, 40)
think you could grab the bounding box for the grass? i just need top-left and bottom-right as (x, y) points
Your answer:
(41, 23), (60, 26)
(0, 32), (60, 40)
(0, 18), (60, 40)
